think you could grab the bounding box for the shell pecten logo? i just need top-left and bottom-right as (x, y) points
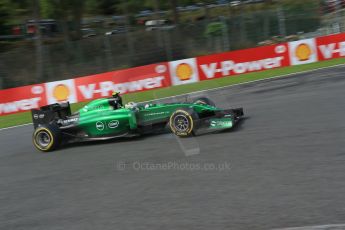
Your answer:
(176, 63), (193, 81)
(46, 79), (77, 104)
(52, 84), (70, 101)
(295, 43), (312, 61)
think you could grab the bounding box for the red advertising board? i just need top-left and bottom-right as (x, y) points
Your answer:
(316, 33), (345, 61)
(0, 84), (47, 115)
(196, 43), (290, 81)
(75, 62), (171, 101)
(1, 33), (344, 116)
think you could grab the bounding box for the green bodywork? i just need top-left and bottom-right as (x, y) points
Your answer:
(75, 98), (232, 137)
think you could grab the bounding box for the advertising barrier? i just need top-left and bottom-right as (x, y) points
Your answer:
(0, 84), (47, 115)
(0, 63), (170, 115)
(197, 43), (290, 81)
(75, 62), (171, 102)
(1, 33), (345, 116)
(317, 33), (345, 61)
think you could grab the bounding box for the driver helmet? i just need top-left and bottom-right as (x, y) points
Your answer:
(112, 91), (120, 97)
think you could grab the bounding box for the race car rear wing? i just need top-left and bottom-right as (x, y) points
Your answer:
(31, 102), (71, 129)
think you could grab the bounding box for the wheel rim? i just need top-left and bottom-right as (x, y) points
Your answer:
(35, 131), (51, 148)
(173, 115), (189, 132)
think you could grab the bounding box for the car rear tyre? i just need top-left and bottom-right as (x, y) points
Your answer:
(169, 109), (197, 137)
(33, 125), (61, 152)
(193, 97), (215, 107)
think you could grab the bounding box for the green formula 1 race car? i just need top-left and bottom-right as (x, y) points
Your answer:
(31, 96), (244, 152)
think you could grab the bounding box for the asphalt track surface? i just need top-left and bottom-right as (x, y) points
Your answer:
(1, 65), (345, 230)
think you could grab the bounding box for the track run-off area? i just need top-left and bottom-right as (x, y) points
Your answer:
(1, 65), (345, 230)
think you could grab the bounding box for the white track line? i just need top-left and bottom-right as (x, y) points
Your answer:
(0, 123), (32, 131)
(272, 223), (345, 230)
(1, 63), (344, 132)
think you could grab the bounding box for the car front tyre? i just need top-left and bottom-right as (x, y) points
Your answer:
(169, 109), (196, 137)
